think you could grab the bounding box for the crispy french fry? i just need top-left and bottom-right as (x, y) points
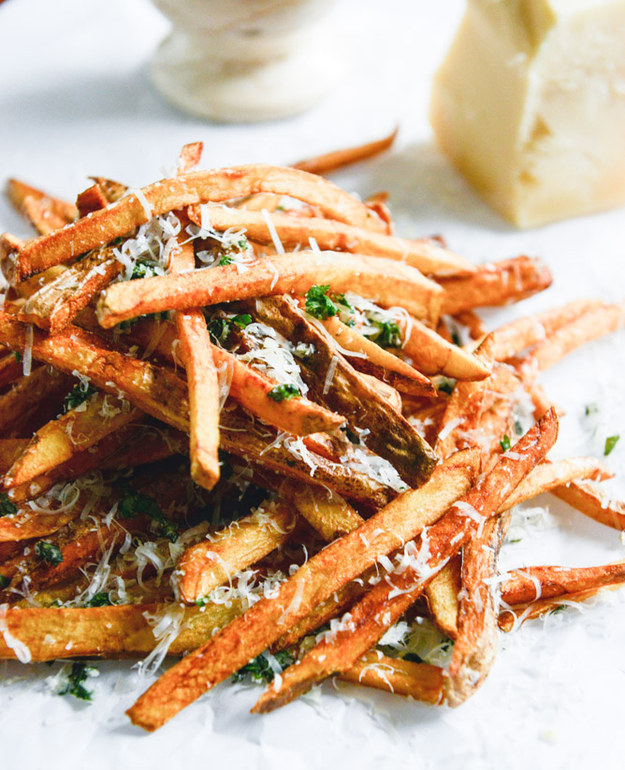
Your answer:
(0, 601), (244, 661)
(76, 183), (109, 218)
(339, 650), (444, 704)
(399, 314), (491, 380)
(177, 503), (296, 603)
(437, 256), (553, 316)
(88, 176), (127, 204)
(14, 165), (388, 280)
(251, 296), (437, 488)
(252, 412), (557, 713)
(0, 439), (28, 473)
(552, 480), (625, 530)
(188, 204), (474, 277)
(517, 303), (625, 379)
(170, 233), (220, 490)
(319, 315), (435, 397)
(177, 141), (204, 173)
(126, 450), (479, 731)
(0, 351), (24, 390)
(7, 179), (76, 230)
(18, 247), (123, 332)
(96, 251), (443, 329)
(280, 481), (364, 541)
(425, 556), (462, 638)
(292, 128), (398, 176)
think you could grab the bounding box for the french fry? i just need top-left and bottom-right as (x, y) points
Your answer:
(279, 481), (364, 541)
(188, 204), (474, 276)
(292, 128), (398, 176)
(0, 499), (85, 542)
(339, 650), (444, 704)
(14, 165), (388, 280)
(18, 247), (123, 332)
(399, 314), (491, 380)
(126, 450), (479, 731)
(96, 251), (443, 329)
(7, 178), (76, 230)
(318, 315), (436, 396)
(516, 303), (625, 379)
(88, 176), (127, 204)
(252, 411), (557, 713)
(76, 183), (109, 218)
(0, 601), (244, 662)
(177, 141), (204, 173)
(424, 556), (462, 638)
(251, 296), (438, 488)
(177, 503), (296, 603)
(0, 439), (29, 473)
(0, 351), (24, 390)
(437, 256), (553, 316)
(2, 393), (142, 490)
(552, 480), (625, 530)
(170, 232), (220, 490)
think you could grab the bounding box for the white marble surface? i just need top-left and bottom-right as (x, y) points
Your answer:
(1, 1), (625, 768)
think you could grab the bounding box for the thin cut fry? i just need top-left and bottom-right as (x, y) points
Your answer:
(96, 251), (443, 329)
(188, 204), (474, 276)
(552, 480), (625, 530)
(14, 165), (388, 280)
(177, 503), (296, 603)
(0, 365), (72, 438)
(7, 178), (76, 228)
(425, 556), (462, 638)
(279, 481), (364, 541)
(76, 183), (109, 218)
(292, 128), (398, 175)
(437, 256), (553, 316)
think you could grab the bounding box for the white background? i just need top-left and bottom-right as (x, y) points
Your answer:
(1, 1), (625, 768)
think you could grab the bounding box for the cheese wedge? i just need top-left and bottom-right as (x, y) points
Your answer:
(430, 0), (625, 228)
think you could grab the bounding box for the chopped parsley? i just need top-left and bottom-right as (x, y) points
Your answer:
(63, 381), (96, 413)
(605, 435), (620, 456)
(85, 592), (113, 607)
(232, 313), (253, 328)
(130, 258), (163, 280)
(268, 384), (301, 402)
(402, 652), (424, 664)
(550, 605), (566, 616)
(0, 575), (9, 589)
(450, 327), (462, 347)
(369, 320), (402, 349)
(305, 285), (339, 320)
(58, 662), (97, 702)
(514, 419), (524, 436)
(207, 314), (252, 345)
(219, 254), (234, 266)
(437, 377), (455, 395)
(34, 541), (63, 566)
(0, 494), (17, 518)
(118, 485), (178, 542)
(585, 403), (599, 417)
(500, 434), (511, 452)
(232, 651), (295, 684)
(13, 351), (22, 363)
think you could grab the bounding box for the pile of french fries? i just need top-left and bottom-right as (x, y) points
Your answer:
(0, 137), (623, 732)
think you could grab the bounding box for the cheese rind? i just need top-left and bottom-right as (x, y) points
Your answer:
(430, 0), (625, 228)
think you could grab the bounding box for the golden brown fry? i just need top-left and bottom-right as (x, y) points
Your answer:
(0, 439), (29, 474)
(2, 393), (141, 490)
(76, 183), (109, 218)
(0, 601), (244, 661)
(96, 251), (443, 329)
(88, 176), (127, 204)
(490, 299), (603, 361)
(339, 650), (444, 704)
(437, 256), (553, 316)
(280, 481), (364, 541)
(292, 128), (398, 176)
(18, 247), (123, 332)
(252, 412), (557, 714)
(7, 178), (76, 229)
(399, 314), (491, 381)
(177, 503), (296, 603)
(425, 555), (462, 638)
(0, 351), (23, 390)
(170, 233), (220, 490)
(188, 204), (474, 277)
(252, 296), (437, 488)
(14, 165), (387, 280)
(177, 141), (204, 173)
(516, 303), (625, 379)
(319, 315), (435, 397)
(126, 451), (479, 731)
(552, 480), (625, 530)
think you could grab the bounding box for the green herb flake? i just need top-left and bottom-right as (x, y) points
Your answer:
(13, 351), (22, 363)
(117, 485), (178, 542)
(371, 320), (402, 349)
(207, 317), (232, 345)
(550, 605), (566, 616)
(63, 381), (96, 414)
(85, 592), (113, 607)
(34, 541), (63, 566)
(219, 254), (234, 266)
(58, 662), (97, 702)
(0, 575), (9, 589)
(305, 285), (338, 320)
(514, 419), (524, 436)
(0, 494), (17, 518)
(268, 384), (301, 402)
(450, 328), (462, 347)
(605, 435), (620, 456)
(402, 652), (424, 664)
(131, 258), (161, 280)
(232, 651), (295, 684)
(585, 403), (599, 417)
(232, 314), (253, 328)
(500, 435), (511, 452)
(437, 378), (455, 395)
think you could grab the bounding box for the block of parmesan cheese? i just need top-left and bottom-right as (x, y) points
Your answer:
(430, 0), (625, 228)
